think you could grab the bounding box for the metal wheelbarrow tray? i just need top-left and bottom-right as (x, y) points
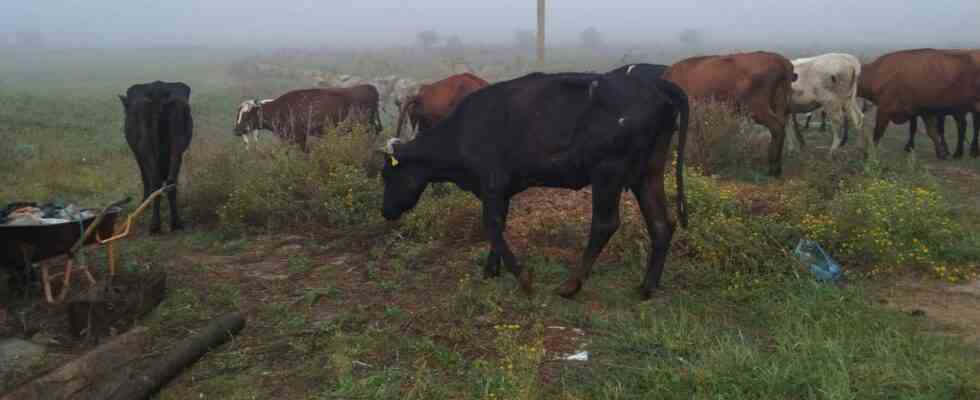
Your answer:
(1, 186), (171, 303)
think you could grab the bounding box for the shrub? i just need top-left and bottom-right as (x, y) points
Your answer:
(801, 177), (964, 273)
(182, 124), (384, 231)
(684, 99), (766, 175)
(608, 166), (799, 283)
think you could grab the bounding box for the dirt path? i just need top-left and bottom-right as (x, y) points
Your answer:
(874, 278), (980, 349)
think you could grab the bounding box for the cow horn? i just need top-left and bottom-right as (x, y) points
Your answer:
(627, 64), (636, 75)
(380, 138), (402, 154)
(618, 117), (628, 127)
(588, 80), (599, 101)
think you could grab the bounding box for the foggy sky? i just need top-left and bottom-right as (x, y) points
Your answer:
(2, 1), (978, 48)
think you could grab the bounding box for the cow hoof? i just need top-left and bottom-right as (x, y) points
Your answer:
(518, 269), (533, 294)
(637, 285), (656, 300)
(554, 279), (581, 298)
(483, 266), (501, 280)
(149, 226), (163, 235)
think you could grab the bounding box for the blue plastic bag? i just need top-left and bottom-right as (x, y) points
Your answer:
(794, 239), (842, 282)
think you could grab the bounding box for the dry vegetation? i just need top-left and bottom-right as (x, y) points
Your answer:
(1, 47), (979, 399)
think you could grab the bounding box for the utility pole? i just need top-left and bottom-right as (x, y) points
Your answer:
(537, 0), (545, 64)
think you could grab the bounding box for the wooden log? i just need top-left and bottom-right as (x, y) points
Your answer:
(0, 327), (149, 400)
(106, 312), (246, 400)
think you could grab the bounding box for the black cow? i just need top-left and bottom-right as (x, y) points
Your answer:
(119, 81), (193, 233)
(372, 71), (689, 299)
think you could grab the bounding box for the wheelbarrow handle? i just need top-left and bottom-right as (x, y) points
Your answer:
(107, 197), (133, 210)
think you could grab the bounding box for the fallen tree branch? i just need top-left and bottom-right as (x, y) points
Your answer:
(106, 312), (245, 400)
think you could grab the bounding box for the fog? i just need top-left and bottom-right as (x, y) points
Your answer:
(2, 0), (978, 49)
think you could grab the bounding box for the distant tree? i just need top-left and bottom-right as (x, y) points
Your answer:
(443, 35), (465, 58)
(14, 29), (44, 48)
(417, 30), (440, 50)
(513, 29), (535, 52)
(678, 28), (704, 49)
(580, 27), (605, 51)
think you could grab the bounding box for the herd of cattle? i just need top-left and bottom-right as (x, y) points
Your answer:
(123, 47), (979, 298)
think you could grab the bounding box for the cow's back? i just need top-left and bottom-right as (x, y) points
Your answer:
(666, 52), (793, 104)
(426, 72), (666, 183)
(264, 88), (349, 127)
(865, 49), (980, 109)
(127, 81), (191, 102)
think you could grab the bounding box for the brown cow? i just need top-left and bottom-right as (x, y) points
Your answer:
(234, 89), (361, 152)
(903, 50), (980, 158)
(321, 84), (383, 134)
(395, 73), (489, 139)
(664, 52), (796, 176)
(858, 48), (980, 159)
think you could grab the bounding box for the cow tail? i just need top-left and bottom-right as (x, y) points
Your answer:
(394, 96), (415, 139)
(673, 88), (689, 228)
(657, 81), (689, 228)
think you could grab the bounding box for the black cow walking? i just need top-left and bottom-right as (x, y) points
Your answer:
(119, 81), (193, 233)
(372, 71), (689, 299)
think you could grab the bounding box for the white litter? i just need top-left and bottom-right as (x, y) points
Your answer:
(564, 351), (589, 361)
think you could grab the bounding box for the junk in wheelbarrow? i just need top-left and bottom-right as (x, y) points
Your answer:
(0, 185), (174, 303)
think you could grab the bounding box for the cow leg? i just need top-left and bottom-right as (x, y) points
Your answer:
(167, 153), (185, 231)
(791, 114), (804, 134)
(906, 117), (918, 152)
(819, 110), (828, 132)
(792, 116), (807, 151)
(971, 112), (979, 158)
(923, 114), (950, 160)
(481, 193), (531, 292)
(149, 178), (163, 234)
(827, 105), (846, 155)
(952, 113), (967, 159)
(298, 134), (309, 153)
(632, 176), (675, 299)
(555, 179), (622, 298)
(484, 199), (510, 279)
(757, 112), (787, 177)
(872, 112), (890, 144)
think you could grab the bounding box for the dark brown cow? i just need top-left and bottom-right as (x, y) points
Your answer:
(394, 73), (489, 139)
(234, 88), (376, 152)
(322, 84), (383, 134)
(664, 52), (796, 176)
(858, 48), (980, 159)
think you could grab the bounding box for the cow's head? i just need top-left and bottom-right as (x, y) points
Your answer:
(374, 138), (429, 220)
(234, 100), (264, 147)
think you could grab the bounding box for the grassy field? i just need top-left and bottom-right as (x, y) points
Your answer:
(1, 47), (979, 399)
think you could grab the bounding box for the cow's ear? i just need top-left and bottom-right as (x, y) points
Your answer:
(118, 95), (128, 109)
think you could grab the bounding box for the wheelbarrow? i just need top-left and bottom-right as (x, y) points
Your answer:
(0, 185), (174, 303)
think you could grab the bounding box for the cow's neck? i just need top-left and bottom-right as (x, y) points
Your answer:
(396, 128), (467, 182)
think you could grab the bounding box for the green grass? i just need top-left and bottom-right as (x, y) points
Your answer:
(570, 276), (978, 399)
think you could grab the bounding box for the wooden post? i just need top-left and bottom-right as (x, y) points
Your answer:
(537, 0), (545, 64)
